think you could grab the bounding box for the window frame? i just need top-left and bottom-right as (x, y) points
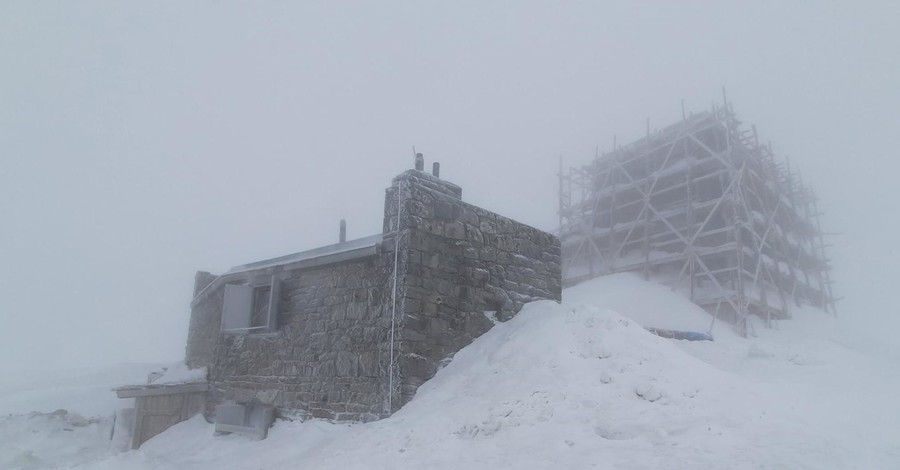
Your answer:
(221, 275), (281, 335)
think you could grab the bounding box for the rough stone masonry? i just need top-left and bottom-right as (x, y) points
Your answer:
(186, 162), (561, 422)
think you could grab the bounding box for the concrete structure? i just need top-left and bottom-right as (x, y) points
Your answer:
(176, 158), (561, 426)
(559, 101), (836, 336)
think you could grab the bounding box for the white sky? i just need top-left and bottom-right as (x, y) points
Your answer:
(1, 1), (898, 373)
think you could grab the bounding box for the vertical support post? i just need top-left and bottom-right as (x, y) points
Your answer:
(608, 160), (618, 274)
(810, 193), (836, 315)
(797, 175), (814, 304)
(735, 188), (746, 336)
(339, 219), (347, 243)
(587, 166), (596, 277)
(784, 157), (802, 308)
(686, 143), (695, 301)
(642, 152), (650, 281)
(558, 156), (564, 236)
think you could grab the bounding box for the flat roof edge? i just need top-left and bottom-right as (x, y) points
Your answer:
(226, 233), (383, 274)
(191, 235), (382, 307)
(114, 382), (209, 398)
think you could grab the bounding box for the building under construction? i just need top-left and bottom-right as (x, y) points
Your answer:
(559, 102), (836, 335)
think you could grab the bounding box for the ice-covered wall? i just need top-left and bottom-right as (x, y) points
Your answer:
(383, 170), (562, 407)
(187, 256), (392, 422)
(185, 167), (561, 421)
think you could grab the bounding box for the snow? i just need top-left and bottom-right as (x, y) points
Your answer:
(566, 250), (679, 279)
(225, 234), (383, 275)
(2, 274), (899, 469)
(147, 364), (207, 385)
(0, 363), (164, 417)
(0, 411), (116, 470)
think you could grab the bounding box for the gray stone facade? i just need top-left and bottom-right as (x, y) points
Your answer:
(187, 257), (391, 421)
(185, 166), (561, 422)
(383, 170), (562, 407)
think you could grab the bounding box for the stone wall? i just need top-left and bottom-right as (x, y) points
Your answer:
(185, 167), (561, 421)
(186, 256), (393, 422)
(383, 170), (562, 407)
(185, 271), (219, 369)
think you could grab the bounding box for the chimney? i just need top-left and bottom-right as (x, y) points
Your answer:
(432, 162), (440, 178)
(339, 219), (347, 243)
(415, 153), (424, 171)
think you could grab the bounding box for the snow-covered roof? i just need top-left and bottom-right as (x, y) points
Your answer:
(225, 233), (383, 275)
(190, 234), (384, 307)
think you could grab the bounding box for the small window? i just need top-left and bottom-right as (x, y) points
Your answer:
(250, 286), (271, 329)
(222, 276), (280, 334)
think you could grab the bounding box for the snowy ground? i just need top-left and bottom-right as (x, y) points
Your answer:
(2, 273), (898, 469)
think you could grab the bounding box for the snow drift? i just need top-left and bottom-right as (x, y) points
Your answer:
(2, 273), (898, 469)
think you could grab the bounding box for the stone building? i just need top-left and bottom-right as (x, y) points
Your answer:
(177, 158), (561, 430)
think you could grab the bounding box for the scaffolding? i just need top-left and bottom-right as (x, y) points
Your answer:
(559, 101), (836, 336)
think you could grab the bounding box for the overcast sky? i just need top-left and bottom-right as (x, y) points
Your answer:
(2, 1), (898, 374)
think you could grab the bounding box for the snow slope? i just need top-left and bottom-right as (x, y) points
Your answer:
(0, 363), (163, 469)
(2, 273), (898, 469)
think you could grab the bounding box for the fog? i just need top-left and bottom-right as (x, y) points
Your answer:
(1, 1), (898, 374)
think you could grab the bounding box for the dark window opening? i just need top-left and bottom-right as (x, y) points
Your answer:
(250, 286), (272, 329)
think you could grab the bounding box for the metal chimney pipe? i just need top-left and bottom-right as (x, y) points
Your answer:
(339, 219), (347, 243)
(415, 153), (424, 171)
(432, 162), (440, 178)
